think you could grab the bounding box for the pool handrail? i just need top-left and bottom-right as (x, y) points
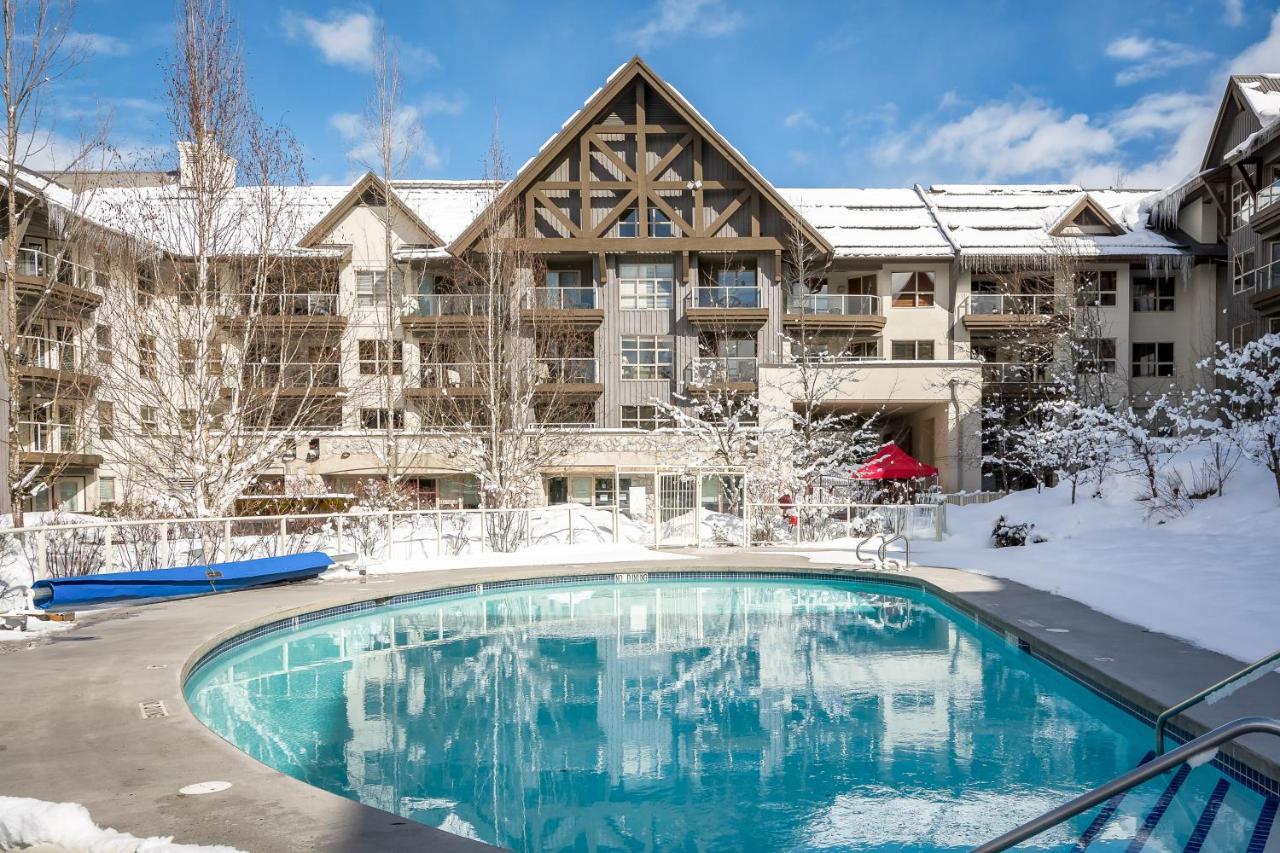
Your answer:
(1154, 647), (1280, 754)
(879, 533), (909, 571)
(972, 716), (1280, 853)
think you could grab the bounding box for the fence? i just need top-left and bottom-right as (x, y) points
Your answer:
(745, 502), (943, 545)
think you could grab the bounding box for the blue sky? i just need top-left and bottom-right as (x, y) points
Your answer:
(48, 0), (1280, 189)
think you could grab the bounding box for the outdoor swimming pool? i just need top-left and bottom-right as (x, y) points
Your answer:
(185, 576), (1272, 851)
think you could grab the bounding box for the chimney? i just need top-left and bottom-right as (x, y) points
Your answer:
(177, 141), (237, 191)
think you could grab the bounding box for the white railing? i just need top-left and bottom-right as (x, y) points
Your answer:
(236, 292), (340, 317)
(419, 362), (482, 388)
(791, 352), (885, 365)
(403, 293), (485, 316)
(527, 287), (597, 311)
(537, 357), (598, 384)
(1255, 179), (1280, 217)
(966, 293), (1058, 316)
(18, 421), (80, 454)
(17, 334), (82, 371)
(1254, 258), (1280, 297)
(685, 356), (758, 385)
(690, 286), (761, 309)
(981, 362), (1054, 384)
(788, 293), (881, 316)
(745, 501), (943, 545)
(14, 247), (106, 292)
(242, 361), (342, 386)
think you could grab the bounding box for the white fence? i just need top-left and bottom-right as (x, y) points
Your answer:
(745, 502), (943, 545)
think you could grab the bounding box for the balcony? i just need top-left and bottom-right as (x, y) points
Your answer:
(399, 293), (487, 333)
(1251, 180), (1280, 236)
(961, 293), (1059, 330)
(686, 286), (768, 327)
(16, 335), (99, 392)
(981, 361), (1055, 385)
(10, 247), (106, 309)
(522, 287), (603, 325)
(784, 293), (885, 333)
(1250, 258), (1280, 314)
(221, 291), (345, 331)
(240, 362), (343, 395)
(18, 420), (102, 467)
(684, 356), (758, 391)
(536, 357), (603, 395)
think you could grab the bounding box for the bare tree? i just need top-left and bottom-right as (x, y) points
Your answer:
(93, 0), (335, 516)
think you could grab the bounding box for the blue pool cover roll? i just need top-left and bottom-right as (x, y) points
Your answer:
(30, 551), (333, 612)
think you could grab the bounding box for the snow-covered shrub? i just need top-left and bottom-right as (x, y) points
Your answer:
(992, 515), (1035, 548)
(1203, 333), (1280, 501)
(20, 512), (105, 579)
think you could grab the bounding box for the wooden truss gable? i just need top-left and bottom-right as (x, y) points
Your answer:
(298, 171), (444, 249)
(449, 57), (831, 257)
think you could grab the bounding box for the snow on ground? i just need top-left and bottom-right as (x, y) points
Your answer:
(0, 795), (244, 852)
(789, 454), (1280, 664)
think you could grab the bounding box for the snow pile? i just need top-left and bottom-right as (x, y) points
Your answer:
(910, 453), (1280, 662)
(0, 795), (243, 852)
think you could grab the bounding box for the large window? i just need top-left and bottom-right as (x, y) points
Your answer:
(891, 340), (934, 360)
(1132, 275), (1175, 312)
(1076, 338), (1117, 374)
(545, 269), (581, 288)
(621, 336), (673, 379)
(1234, 250), (1257, 295)
(621, 405), (672, 430)
(360, 408), (404, 429)
(1076, 270), (1117, 307)
(358, 339), (403, 375)
(619, 262), (674, 309)
(891, 271), (935, 307)
(1132, 342), (1175, 378)
(356, 270), (400, 307)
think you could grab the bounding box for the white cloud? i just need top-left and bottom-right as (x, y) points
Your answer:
(65, 32), (131, 57)
(1105, 35), (1212, 85)
(632, 0), (745, 49)
(330, 106), (443, 171)
(788, 150), (812, 167)
(282, 8), (436, 72)
(784, 109), (826, 132)
(420, 93), (465, 117)
(1224, 0), (1245, 27)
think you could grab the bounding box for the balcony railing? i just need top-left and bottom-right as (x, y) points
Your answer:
(235, 292), (340, 317)
(685, 356), (758, 385)
(419, 362), (482, 388)
(982, 362), (1053, 384)
(17, 335), (81, 372)
(15, 247), (106, 292)
(1252, 258), (1280, 298)
(788, 293), (881, 316)
(528, 287), (597, 311)
(690, 286), (761, 309)
(537, 357), (598, 384)
(241, 362), (341, 387)
(967, 293), (1058, 315)
(1255, 180), (1280, 218)
(403, 293), (486, 317)
(19, 421), (78, 454)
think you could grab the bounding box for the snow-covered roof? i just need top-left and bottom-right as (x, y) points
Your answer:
(390, 180), (495, 245)
(778, 188), (953, 258)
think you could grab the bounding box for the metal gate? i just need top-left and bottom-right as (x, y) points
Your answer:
(657, 473), (699, 546)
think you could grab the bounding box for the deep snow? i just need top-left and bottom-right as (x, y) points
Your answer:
(0, 795), (243, 852)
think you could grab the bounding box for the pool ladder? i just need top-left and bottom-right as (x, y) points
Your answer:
(854, 533), (910, 572)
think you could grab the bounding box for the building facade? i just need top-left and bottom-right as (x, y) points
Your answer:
(6, 59), (1273, 515)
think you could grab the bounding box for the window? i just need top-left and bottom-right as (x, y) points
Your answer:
(356, 270), (400, 306)
(1076, 338), (1117, 374)
(136, 270), (155, 308)
(1132, 342), (1175, 378)
(98, 476), (116, 507)
(619, 262), (674, 309)
(1234, 251), (1257, 294)
(622, 405), (672, 430)
(545, 269), (581, 288)
(891, 271), (935, 307)
(360, 408), (404, 429)
(95, 325), (112, 366)
(891, 340), (934, 360)
(1132, 276), (1175, 312)
(847, 273), (877, 295)
(98, 401), (114, 441)
(1232, 321), (1253, 349)
(179, 409), (197, 431)
(617, 208), (639, 238)
(1232, 179), (1252, 230)
(140, 405), (158, 435)
(648, 208), (674, 238)
(1076, 270), (1117, 307)
(358, 339), (403, 375)
(1269, 317), (1280, 335)
(138, 335), (157, 379)
(179, 339), (197, 376)
(794, 335), (880, 362)
(621, 336), (673, 379)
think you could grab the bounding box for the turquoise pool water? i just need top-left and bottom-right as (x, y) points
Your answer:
(185, 577), (1270, 851)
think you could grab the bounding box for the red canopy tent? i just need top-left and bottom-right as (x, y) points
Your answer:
(853, 443), (939, 480)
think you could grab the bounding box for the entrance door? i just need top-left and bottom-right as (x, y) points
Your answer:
(56, 478), (83, 512)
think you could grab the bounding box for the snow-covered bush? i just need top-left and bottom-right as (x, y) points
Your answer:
(992, 515), (1036, 548)
(1203, 333), (1280, 501)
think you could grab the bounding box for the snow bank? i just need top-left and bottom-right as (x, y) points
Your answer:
(0, 795), (243, 852)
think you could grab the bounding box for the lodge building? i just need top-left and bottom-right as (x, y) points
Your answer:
(2, 58), (1276, 513)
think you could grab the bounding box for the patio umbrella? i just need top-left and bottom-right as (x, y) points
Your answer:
(853, 442), (939, 480)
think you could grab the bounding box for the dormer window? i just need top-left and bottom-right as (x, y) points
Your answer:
(618, 208), (639, 238)
(649, 208), (674, 238)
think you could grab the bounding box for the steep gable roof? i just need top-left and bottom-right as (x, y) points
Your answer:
(448, 57), (832, 256)
(298, 171), (445, 248)
(1047, 193), (1125, 236)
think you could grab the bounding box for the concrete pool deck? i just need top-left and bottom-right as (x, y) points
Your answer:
(2, 550), (1279, 852)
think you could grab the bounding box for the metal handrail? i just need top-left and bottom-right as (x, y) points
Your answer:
(1154, 648), (1280, 754)
(855, 536), (877, 565)
(974, 716), (1280, 853)
(879, 533), (909, 571)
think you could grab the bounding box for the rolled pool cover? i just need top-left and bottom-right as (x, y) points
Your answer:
(30, 551), (333, 612)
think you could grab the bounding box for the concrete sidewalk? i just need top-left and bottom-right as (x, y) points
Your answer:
(2, 551), (1278, 851)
